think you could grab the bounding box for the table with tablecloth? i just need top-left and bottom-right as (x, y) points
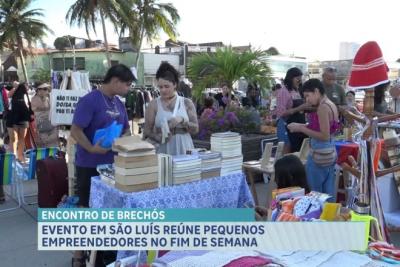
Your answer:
(90, 172), (254, 209)
(89, 172), (254, 260)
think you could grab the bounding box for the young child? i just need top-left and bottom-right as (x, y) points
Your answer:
(255, 154), (310, 220)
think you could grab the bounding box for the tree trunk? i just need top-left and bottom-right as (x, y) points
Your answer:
(100, 11), (111, 68)
(18, 44), (29, 83)
(134, 24), (145, 68)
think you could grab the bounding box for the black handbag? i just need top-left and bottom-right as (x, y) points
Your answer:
(286, 98), (307, 152)
(26, 93), (35, 122)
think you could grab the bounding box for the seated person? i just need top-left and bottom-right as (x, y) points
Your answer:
(200, 97), (215, 120)
(255, 154), (309, 220)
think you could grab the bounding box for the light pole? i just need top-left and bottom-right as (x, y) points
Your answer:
(65, 35), (76, 71)
(183, 43), (188, 78)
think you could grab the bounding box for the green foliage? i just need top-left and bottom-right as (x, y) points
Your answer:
(188, 47), (272, 100)
(118, 0), (180, 66)
(266, 46), (279, 55)
(197, 107), (261, 140)
(0, 0), (53, 81)
(54, 36), (72, 50)
(65, 0), (131, 37)
(31, 68), (50, 83)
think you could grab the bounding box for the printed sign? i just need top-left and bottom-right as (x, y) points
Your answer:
(50, 90), (87, 125)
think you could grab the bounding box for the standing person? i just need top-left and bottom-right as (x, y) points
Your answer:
(345, 91), (361, 113)
(374, 81), (393, 115)
(0, 84), (9, 139)
(71, 64), (135, 267)
(6, 83), (31, 162)
(246, 83), (260, 108)
(7, 81), (19, 100)
(322, 67), (346, 107)
(143, 62), (198, 155)
(71, 64), (134, 207)
(214, 82), (238, 109)
(30, 82), (58, 148)
(287, 79), (339, 201)
(272, 67), (311, 154)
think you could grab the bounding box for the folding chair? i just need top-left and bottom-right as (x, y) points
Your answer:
(0, 153), (22, 212)
(18, 147), (59, 205)
(289, 138), (310, 164)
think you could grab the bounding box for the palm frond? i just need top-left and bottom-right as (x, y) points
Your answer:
(188, 47), (272, 100)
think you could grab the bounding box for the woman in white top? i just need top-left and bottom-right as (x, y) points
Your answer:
(143, 62), (199, 155)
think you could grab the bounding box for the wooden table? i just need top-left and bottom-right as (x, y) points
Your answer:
(242, 160), (274, 206)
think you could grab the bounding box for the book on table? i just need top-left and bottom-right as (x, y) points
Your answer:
(117, 150), (156, 157)
(115, 172), (158, 185)
(115, 182), (158, 192)
(114, 165), (158, 176)
(114, 154), (158, 167)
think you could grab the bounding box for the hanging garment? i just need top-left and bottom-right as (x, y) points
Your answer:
(125, 90), (137, 120)
(135, 91), (145, 118)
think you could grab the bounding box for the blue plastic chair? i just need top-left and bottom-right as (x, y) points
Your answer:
(0, 153), (22, 212)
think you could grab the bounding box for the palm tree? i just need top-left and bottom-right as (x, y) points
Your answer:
(120, 0), (180, 68)
(66, 0), (131, 68)
(0, 0), (53, 83)
(188, 47), (272, 100)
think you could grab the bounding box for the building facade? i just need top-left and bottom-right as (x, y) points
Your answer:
(268, 55), (308, 80)
(339, 42), (360, 60)
(17, 48), (146, 85)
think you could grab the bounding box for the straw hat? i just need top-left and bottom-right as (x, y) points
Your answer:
(348, 41), (389, 90)
(37, 82), (50, 89)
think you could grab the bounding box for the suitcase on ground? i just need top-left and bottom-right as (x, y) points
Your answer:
(36, 157), (68, 208)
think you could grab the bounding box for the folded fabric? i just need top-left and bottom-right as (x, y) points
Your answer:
(93, 121), (123, 149)
(272, 187), (305, 200)
(293, 195), (321, 217)
(223, 256), (272, 267)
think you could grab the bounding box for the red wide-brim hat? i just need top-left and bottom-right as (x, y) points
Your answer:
(348, 41), (389, 90)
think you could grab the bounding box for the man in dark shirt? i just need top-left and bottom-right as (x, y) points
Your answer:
(322, 67), (346, 107)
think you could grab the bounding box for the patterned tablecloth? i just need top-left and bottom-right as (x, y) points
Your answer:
(90, 172), (254, 209)
(90, 172), (254, 260)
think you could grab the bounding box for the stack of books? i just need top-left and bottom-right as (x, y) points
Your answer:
(172, 155), (202, 185)
(112, 136), (158, 192)
(211, 132), (243, 176)
(197, 151), (221, 179)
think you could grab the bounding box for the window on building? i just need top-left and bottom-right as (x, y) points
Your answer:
(111, 60), (119, 66)
(52, 57), (85, 71)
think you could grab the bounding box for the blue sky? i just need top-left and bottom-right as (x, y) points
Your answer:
(31, 0), (400, 61)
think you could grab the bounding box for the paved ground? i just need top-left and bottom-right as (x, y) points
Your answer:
(0, 180), (71, 267)
(0, 177), (399, 267)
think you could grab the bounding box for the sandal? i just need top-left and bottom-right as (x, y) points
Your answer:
(71, 257), (86, 267)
